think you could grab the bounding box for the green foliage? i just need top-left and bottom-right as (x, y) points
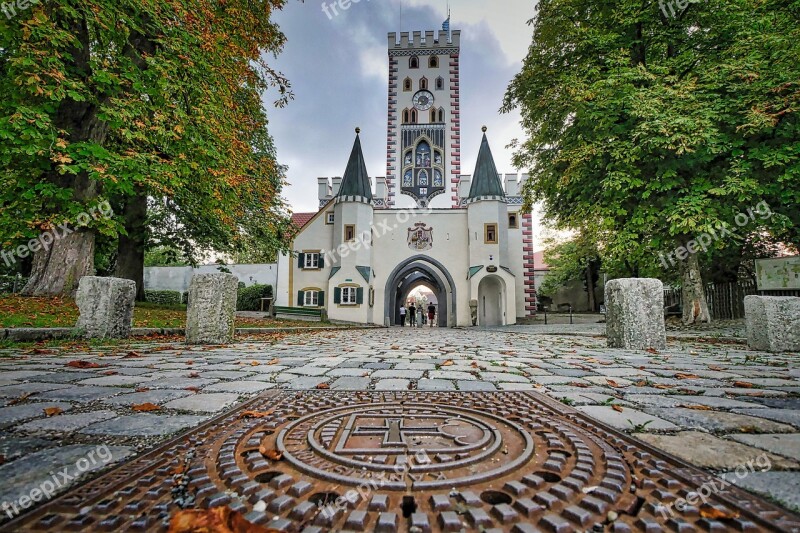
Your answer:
(503, 0), (800, 275)
(0, 275), (27, 294)
(144, 246), (189, 268)
(144, 290), (183, 306)
(237, 284), (273, 312)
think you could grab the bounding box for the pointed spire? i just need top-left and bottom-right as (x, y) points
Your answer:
(337, 128), (373, 201)
(468, 127), (505, 200)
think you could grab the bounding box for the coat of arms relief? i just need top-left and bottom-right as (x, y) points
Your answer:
(408, 223), (433, 251)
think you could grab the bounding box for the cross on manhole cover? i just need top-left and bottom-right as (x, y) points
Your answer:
(4, 391), (799, 532)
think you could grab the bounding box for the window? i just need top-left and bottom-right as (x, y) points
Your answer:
(403, 77), (412, 91)
(402, 109), (410, 124)
(419, 77), (428, 90)
(344, 224), (355, 242)
(304, 291), (319, 307)
(409, 56), (419, 69)
(341, 287), (357, 305)
(430, 109), (437, 123)
(410, 109), (417, 124)
(485, 224), (498, 244)
(326, 212), (334, 225)
(438, 108), (445, 122)
(418, 170), (429, 186)
(436, 76), (444, 90)
(298, 289), (324, 308)
(304, 252), (320, 269)
(508, 213), (518, 229)
(429, 56), (439, 68)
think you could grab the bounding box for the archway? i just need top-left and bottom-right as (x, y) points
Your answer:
(478, 275), (505, 326)
(385, 256), (457, 328)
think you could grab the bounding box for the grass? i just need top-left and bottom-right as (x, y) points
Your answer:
(0, 295), (346, 330)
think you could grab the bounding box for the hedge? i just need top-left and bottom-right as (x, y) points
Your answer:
(0, 275), (27, 294)
(144, 290), (183, 305)
(237, 284), (273, 311)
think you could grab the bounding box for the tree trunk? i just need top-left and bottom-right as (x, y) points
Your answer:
(22, 230), (95, 296)
(115, 189), (148, 301)
(680, 242), (712, 325)
(586, 264), (597, 312)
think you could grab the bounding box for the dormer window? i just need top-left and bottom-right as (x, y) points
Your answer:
(409, 56), (419, 69)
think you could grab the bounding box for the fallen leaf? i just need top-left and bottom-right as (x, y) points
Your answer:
(185, 386), (201, 393)
(654, 384), (674, 390)
(259, 445), (283, 461)
(0, 455), (4, 465)
(43, 407), (63, 417)
(612, 405), (624, 413)
(66, 360), (102, 369)
(316, 383), (330, 390)
(31, 348), (56, 355)
(708, 365), (726, 371)
(733, 381), (754, 388)
(675, 373), (700, 380)
(361, 372), (370, 377)
(251, 361), (260, 366)
(132, 402), (161, 412)
(168, 507), (280, 533)
(103, 370), (118, 376)
(239, 410), (275, 419)
(7, 392), (33, 406)
(267, 358), (279, 365)
(188, 372), (200, 378)
(186, 360), (193, 366)
(681, 405), (713, 411)
(634, 380), (647, 387)
(135, 387), (150, 393)
(170, 465), (185, 475)
(442, 360), (454, 366)
(471, 362), (479, 368)
(123, 351), (143, 359)
(569, 382), (590, 388)
(645, 348), (659, 354)
(699, 505), (740, 520)
(606, 379), (625, 388)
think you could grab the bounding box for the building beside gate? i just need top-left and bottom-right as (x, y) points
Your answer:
(275, 26), (536, 327)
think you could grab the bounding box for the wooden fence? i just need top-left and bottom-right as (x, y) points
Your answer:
(664, 280), (771, 320)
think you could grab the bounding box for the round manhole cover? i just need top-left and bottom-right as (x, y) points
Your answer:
(276, 402), (534, 489)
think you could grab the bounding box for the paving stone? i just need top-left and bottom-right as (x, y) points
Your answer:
(576, 405), (679, 431)
(0, 436), (52, 462)
(102, 389), (194, 406)
(533, 375), (587, 385)
(642, 408), (794, 433)
(29, 371), (106, 383)
(719, 472), (800, 512)
(35, 386), (129, 402)
(375, 379), (410, 391)
(203, 381), (275, 394)
(548, 368), (599, 378)
(284, 377), (329, 390)
(637, 431), (799, 470)
(554, 392), (625, 406)
(479, 372), (529, 383)
(728, 434), (800, 461)
(0, 444), (133, 505)
(326, 368), (372, 378)
(370, 369), (424, 379)
(457, 381), (497, 391)
(0, 402), (73, 425)
(0, 382), (73, 398)
(428, 371), (475, 381)
(417, 379), (456, 391)
(144, 377), (219, 389)
(394, 362), (437, 371)
(76, 375), (155, 387)
(16, 410), (118, 433)
(289, 366), (331, 377)
(163, 393), (240, 412)
(200, 371), (257, 380)
(330, 377), (371, 390)
(732, 408), (800, 428)
(498, 383), (538, 391)
(747, 397), (800, 410)
(0, 371), (55, 380)
(82, 414), (207, 436)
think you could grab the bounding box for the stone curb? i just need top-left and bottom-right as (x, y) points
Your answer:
(0, 326), (384, 343)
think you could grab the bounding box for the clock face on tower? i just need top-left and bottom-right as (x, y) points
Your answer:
(412, 90), (434, 111)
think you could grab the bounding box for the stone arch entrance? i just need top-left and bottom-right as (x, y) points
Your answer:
(385, 256), (457, 328)
(478, 275), (506, 326)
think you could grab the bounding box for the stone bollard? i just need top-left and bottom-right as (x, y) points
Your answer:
(186, 274), (238, 344)
(75, 276), (137, 339)
(605, 278), (666, 350)
(744, 296), (800, 353)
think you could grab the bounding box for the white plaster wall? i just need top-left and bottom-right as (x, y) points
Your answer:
(507, 209), (527, 319)
(145, 264), (277, 293)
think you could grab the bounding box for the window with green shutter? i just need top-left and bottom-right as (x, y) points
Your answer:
(297, 290), (305, 306)
(333, 287), (341, 304)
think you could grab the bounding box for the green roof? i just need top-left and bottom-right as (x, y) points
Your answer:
(337, 131), (373, 200)
(468, 132), (505, 199)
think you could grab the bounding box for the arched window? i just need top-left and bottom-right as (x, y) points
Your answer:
(438, 108), (445, 122)
(404, 150), (412, 166)
(429, 56), (439, 68)
(436, 76), (444, 90)
(403, 77), (412, 92)
(402, 109), (410, 124)
(430, 109), (437, 123)
(410, 109), (418, 124)
(403, 170), (413, 187)
(409, 56), (419, 69)
(419, 77), (428, 90)
(418, 170), (429, 186)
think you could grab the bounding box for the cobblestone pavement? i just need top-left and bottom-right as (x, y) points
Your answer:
(1, 327), (799, 520)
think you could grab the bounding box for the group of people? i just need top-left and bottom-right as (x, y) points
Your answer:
(399, 302), (436, 327)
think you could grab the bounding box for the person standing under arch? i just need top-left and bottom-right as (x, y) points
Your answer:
(399, 304), (407, 327)
(428, 303), (436, 327)
(409, 303), (417, 327)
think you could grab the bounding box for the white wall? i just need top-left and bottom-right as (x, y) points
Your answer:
(144, 264), (278, 293)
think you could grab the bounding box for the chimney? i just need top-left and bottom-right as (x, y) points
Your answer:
(318, 177), (331, 203)
(459, 175), (471, 197)
(376, 177), (387, 203)
(331, 176), (342, 197)
(505, 174), (519, 197)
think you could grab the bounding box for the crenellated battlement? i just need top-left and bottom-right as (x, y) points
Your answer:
(457, 173), (530, 200)
(318, 176), (390, 208)
(388, 30), (461, 55)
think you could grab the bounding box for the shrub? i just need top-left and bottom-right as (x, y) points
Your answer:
(0, 275), (28, 294)
(145, 290), (183, 306)
(237, 284), (273, 311)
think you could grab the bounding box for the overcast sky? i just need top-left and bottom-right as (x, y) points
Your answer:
(266, 0), (537, 204)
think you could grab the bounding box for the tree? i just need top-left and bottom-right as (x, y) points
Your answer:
(0, 0), (293, 297)
(538, 230), (602, 312)
(503, 0), (800, 324)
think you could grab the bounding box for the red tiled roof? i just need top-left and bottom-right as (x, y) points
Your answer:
(290, 212), (316, 230)
(533, 250), (550, 271)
